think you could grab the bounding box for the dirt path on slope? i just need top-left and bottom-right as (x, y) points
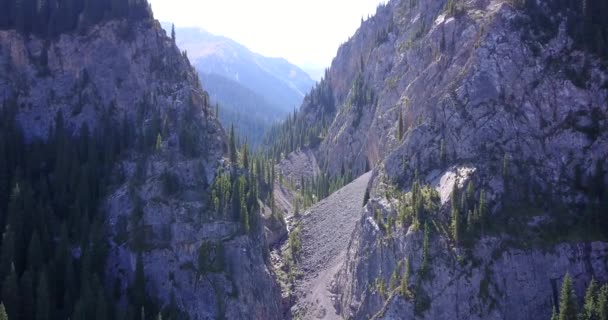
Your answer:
(292, 172), (372, 319)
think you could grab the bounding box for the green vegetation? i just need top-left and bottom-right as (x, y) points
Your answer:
(449, 181), (487, 247)
(350, 72), (376, 128)
(548, 274), (608, 320)
(395, 180), (440, 231)
(419, 222), (431, 278)
(445, 0), (464, 17)
(0, 101), (186, 319)
(558, 273), (577, 320)
(288, 225), (302, 263)
(400, 258), (411, 298)
(197, 241), (225, 274)
(375, 277), (387, 300)
(264, 73), (334, 160)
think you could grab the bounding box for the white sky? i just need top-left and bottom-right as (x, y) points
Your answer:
(148, 0), (385, 76)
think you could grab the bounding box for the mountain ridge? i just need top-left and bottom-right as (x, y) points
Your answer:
(162, 23), (315, 112)
(266, 0), (608, 319)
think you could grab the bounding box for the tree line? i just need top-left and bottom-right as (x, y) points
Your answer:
(552, 273), (607, 320)
(0, 0), (152, 38)
(0, 100), (192, 319)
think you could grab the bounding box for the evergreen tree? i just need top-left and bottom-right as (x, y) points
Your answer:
(229, 124), (237, 164)
(132, 253), (146, 312)
(231, 179), (241, 221)
(478, 189), (486, 233)
(400, 258), (410, 297)
(95, 289), (107, 320)
(551, 305), (558, 320)
(559, 273), (577, 320)
(420, 222), (430, 277)
(19, 268), (34, 320)
(363, 188), (370, 206)
(155, 133), (162, 152)
(241, 143), (249, 170)
(389, 268), (399, 291)
(0, 303), (7, 320)
(35, 271), (49, 320)
(450, 184), (460, 245)
(598, 285), (608, 320)
(241, 199), (249, 233)
(27, 232), (42, 272)
(580, 278), (597, 320)
(171, 23), (176, 43)
(1, 265), (19, 320)
(0, 227), (15, 279)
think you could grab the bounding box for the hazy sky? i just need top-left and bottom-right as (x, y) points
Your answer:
(148, 0), (386, 77)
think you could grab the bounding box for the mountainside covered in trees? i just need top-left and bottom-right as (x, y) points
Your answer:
(164, 24), (315, 147)
(266, 0), (608, 319)
(0, 1), (283, 319)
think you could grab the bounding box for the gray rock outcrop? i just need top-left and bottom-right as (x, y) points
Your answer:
(286, 0), (608, 319)
(0, 18), (282, 319)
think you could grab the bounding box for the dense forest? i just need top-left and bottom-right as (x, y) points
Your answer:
(0, 100), (193, 319)
(0, 0), (152, 37)
(0, 92), (211, 320)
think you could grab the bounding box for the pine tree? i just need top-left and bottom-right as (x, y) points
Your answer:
(598, 285), (608, 320)
(171, 23), (176, 43)
(241, 199), (249, 233)
(132, 253), (146, 311)
(580, 278), (597, 320)
(420, 222), (430, 277)
(229, 124), (237, 164)
(1, 265), (19, 320)
(20, 268), (34, 320)
(294, 197), (300, 217)
(35, 271), (49, 320)
(389, 268), (399, 291)
(478, 189), (486, 233)
(27, 231), (42, 272)
(155, 133), (162, 152)
(559, 273), (577, 320)
(551, 305), (559, 320)
(450, 183), (460, 245)
(241, 143), (249, 170)
(363, 188), (370, 206)
(400, 258), (410, 297)
(0, 227), (15, 279)
(95, 288), (107, 320)
(0, 303), (7, 320)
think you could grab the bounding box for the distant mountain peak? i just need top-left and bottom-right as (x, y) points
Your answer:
(162, 23), (314, 111)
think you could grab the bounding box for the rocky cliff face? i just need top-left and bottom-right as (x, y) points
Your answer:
(0, 18), (282, 319)
(290, 0), (608, 318)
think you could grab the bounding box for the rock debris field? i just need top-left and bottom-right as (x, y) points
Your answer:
(292, 172), (372, 319)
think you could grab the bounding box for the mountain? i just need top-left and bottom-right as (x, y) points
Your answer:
(266, 0), (608, 319)
(164, 24), (314, 112)
(0, 1), (282, 319)
(162, 23), (315, 146)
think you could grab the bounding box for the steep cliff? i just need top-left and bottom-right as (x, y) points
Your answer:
(271, 0), (608, 319)
(0, 10), (281, 320)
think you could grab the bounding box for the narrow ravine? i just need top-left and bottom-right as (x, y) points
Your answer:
(289, 172), (372, 319)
